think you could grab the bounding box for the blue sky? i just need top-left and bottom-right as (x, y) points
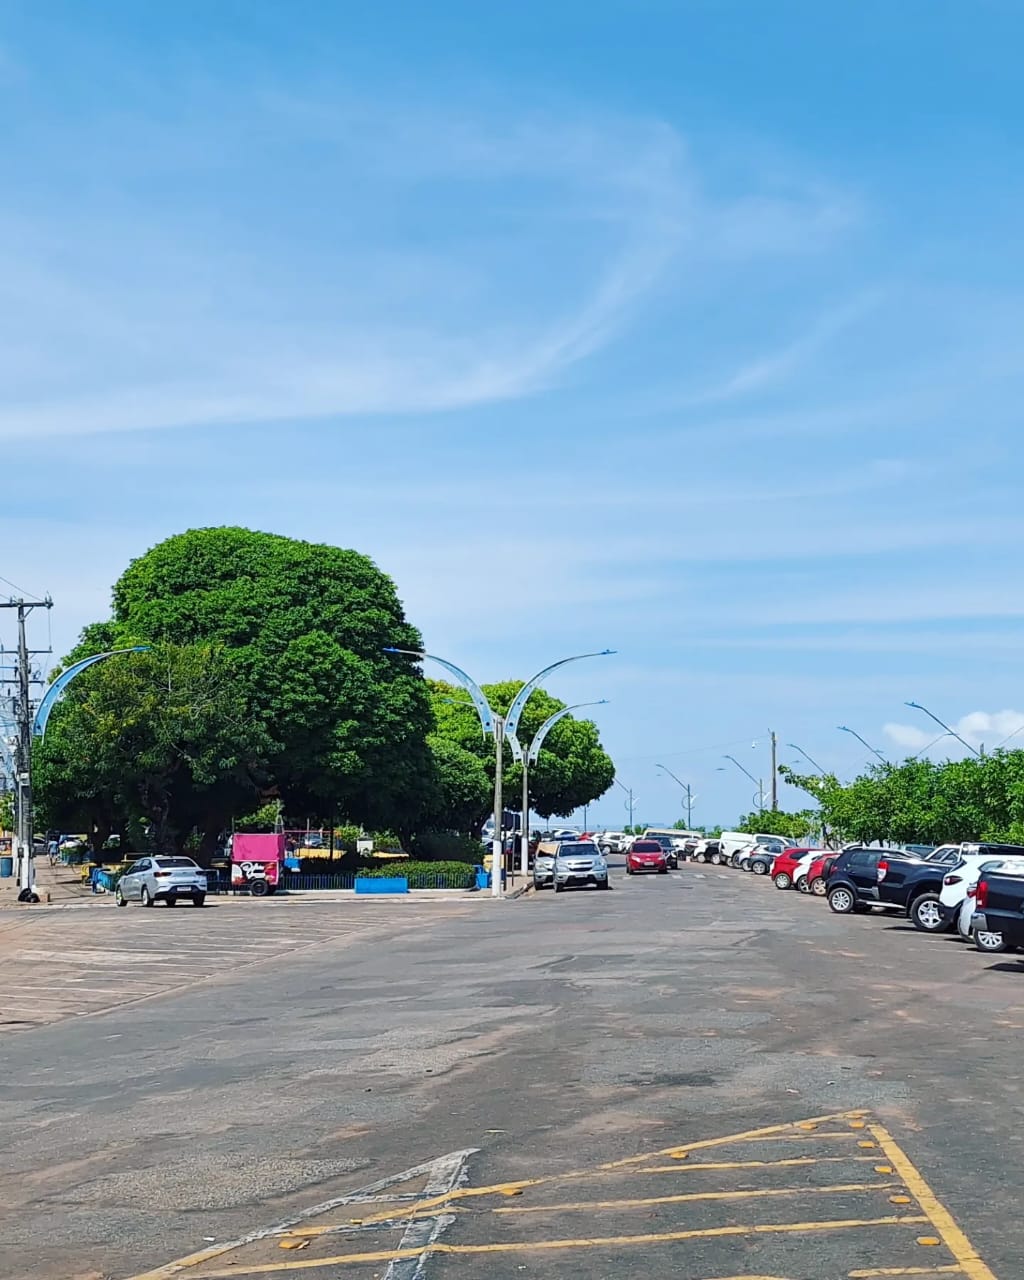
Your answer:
(4, 0), (1024, 828)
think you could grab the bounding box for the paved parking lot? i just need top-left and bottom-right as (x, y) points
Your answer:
(0, 861), (1017, 1279)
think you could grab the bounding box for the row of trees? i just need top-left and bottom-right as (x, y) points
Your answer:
(34, 527), (614, 859)
(778, 752), (1024, 846)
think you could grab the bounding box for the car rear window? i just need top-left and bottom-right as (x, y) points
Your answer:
(632, 841), (663, 852)
(155, 857), (200, 869)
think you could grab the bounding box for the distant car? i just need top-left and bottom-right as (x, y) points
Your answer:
(771, 848), (816, 890)
(805, 853), (837, 896)
(598, 831), (630, 854)
(302, 833), (324, 849)
(551, 841), (608, 892)
(626, 840), (668, 876)
(116, 855), (207, 908)
(744, 839), (787, 875)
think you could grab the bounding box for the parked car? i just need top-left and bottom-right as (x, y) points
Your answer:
(771, 847), (819, 890)
(972, 866), (1024, 952)
(943, 856), (1024, 948)
(937, 845), (1024, 933)
(596, 831), (630, 855)
(532, 840), (561, 889)
(702, 839), (724, 865)
(116, 855), (207, 908)
(551, 841), (608, 892)
(825, 846), (960, 928)
(744, 839), (788, 875)
(805, 853), (837, 896)
(626, 839), (668, 875)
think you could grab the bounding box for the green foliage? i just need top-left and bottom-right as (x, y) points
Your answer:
(234, 801), (282, 832)
(35, 643), (268, 858)
(411, 831), (483, 862)
(0, 790), (12, 833)
(736, 809), (818, 840)
(780, 751), (1024, 846)
(427, 678), (615, 829)
(357, 860), (475, 888)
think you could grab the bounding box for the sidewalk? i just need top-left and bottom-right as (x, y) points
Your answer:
(0, 853), (97, 908)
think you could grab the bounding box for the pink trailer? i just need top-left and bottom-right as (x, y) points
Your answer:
(231, 832), (284, 897)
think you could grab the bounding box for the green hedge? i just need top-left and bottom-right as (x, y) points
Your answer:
(358, 860), (476, 889)
(411, 832), (484, 863)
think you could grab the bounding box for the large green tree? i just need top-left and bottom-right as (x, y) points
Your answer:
(108, 527), (433, 831)
(34, 644), (269, 857)
(426, 678), (614, 828)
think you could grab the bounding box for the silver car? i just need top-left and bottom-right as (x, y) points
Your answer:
(553, 841), (609, 893)
(116, 855), (208, 908)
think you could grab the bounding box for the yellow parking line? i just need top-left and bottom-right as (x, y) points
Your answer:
(868, 1124), (998, 1280)
(353, 1111), (869, 1226)
(192, 1215), (929, 1276)
(848, 1268), (963, 1277)
(641, 1155), (879, 1173)
(493, 1181), (900, 1214)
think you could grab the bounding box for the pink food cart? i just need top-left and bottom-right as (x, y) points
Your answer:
(231, 832), (284, 897)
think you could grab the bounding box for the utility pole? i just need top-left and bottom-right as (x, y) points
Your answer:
(685, 783), (692, 828)
(770, 730), (778, 810)
(0, 597), (53, 901)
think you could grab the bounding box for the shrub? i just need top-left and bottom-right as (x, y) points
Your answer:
(412, 832), (484, 863)
(357, 860), (476, 889)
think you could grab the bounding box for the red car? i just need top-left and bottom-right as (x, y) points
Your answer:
(804, 853), (836, 896)
(770, 847), (819, 890)
(626, 840), (668, 875)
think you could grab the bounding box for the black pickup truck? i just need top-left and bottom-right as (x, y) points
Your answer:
(826, 845), (961, 931)
(974, 870), (1024, 950)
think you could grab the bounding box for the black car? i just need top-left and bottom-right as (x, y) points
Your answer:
(825, 845), (962, 929)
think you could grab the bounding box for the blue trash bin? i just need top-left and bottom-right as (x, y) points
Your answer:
(0, 855), (13, 878)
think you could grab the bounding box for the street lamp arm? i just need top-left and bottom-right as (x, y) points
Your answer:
(33, 647), (150, 739)
(503, 650), (615, 752)
(723, 754), (760, 788)
(384, 647), (494, 737)
(904, 701), (981, 759)
(837, 724), (889, 764)
(527, 701), (608, 765)
(656, 762), (688, 790)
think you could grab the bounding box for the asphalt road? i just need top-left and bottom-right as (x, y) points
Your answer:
(1, 862), (1021, 1280)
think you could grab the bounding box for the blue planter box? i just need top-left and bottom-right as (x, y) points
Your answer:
(355, 876), (408, 895)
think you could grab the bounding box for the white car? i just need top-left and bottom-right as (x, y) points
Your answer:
(945, 855), (1024, 949)
(790, 851), (821, 893)
(597, 831), (630, 855)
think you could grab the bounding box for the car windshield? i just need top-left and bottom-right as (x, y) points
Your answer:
(557, 844), (595, 857)
(155, 857), (199, 869)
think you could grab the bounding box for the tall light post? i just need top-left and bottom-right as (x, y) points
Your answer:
(613, 777), (635, 829)
(909, 732), (952, 761)
(386, 647), (614, 896)
(384, 647), (504, 897)
(521, 701), (608, 873)
(655, 763), (695, 828)
(723, 754), (764, 810)
(837, 724), (888, 765)
(904, 701), (981, 759)
(786, 742), (829, 775)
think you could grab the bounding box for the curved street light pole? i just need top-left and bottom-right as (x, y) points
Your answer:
(904, 701), (982, 759)
(723, 754), (765, 811)
(837, 724), (888, 765)
(786, 742), (828, 776)
(656, 763), (695, 828)
(519, 700), (608, 874)
(384, 647), (505, 897)
(613, 777), (635, 830)
(503, 650), (615, 763)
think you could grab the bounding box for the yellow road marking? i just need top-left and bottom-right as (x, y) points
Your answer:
(192, 1215), (929, 1275)
(869, 1124), (999, 1280)
(353, 1110), (869, 1226)
(848, 1268), (963, 1277)
(492, 1181), (900, 1215)
(639, 1155), (880, 1174)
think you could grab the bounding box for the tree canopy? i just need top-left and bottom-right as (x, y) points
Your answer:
(426, 677), (614, 829)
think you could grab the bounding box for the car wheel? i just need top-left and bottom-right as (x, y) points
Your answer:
(828, 885), (855, 914)
(810, 876), (827, 897)
(910, 893), (949, 933)
(773, 872), (792, 890)
(708, 852), (721, 866)
(730, 853), (743, 868)
(166, 897), (177, 907)
(597, 879), (609, 890)
(957, 911), (973, 940)
(796, 876), (810, 894)
(658, 867), (668, 875)
(115, 886), (128, 907)
(975, 927), (1008, 953)
(249, 878), (269, 897)
(140, 885), (154, 908)
(625, 867), (633, 876)
(693, 852), (706, 863)
(193, 894), (205, 908)
(751, 859), (769, 876)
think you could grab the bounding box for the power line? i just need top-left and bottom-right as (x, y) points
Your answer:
(0, 573), (42, 600)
